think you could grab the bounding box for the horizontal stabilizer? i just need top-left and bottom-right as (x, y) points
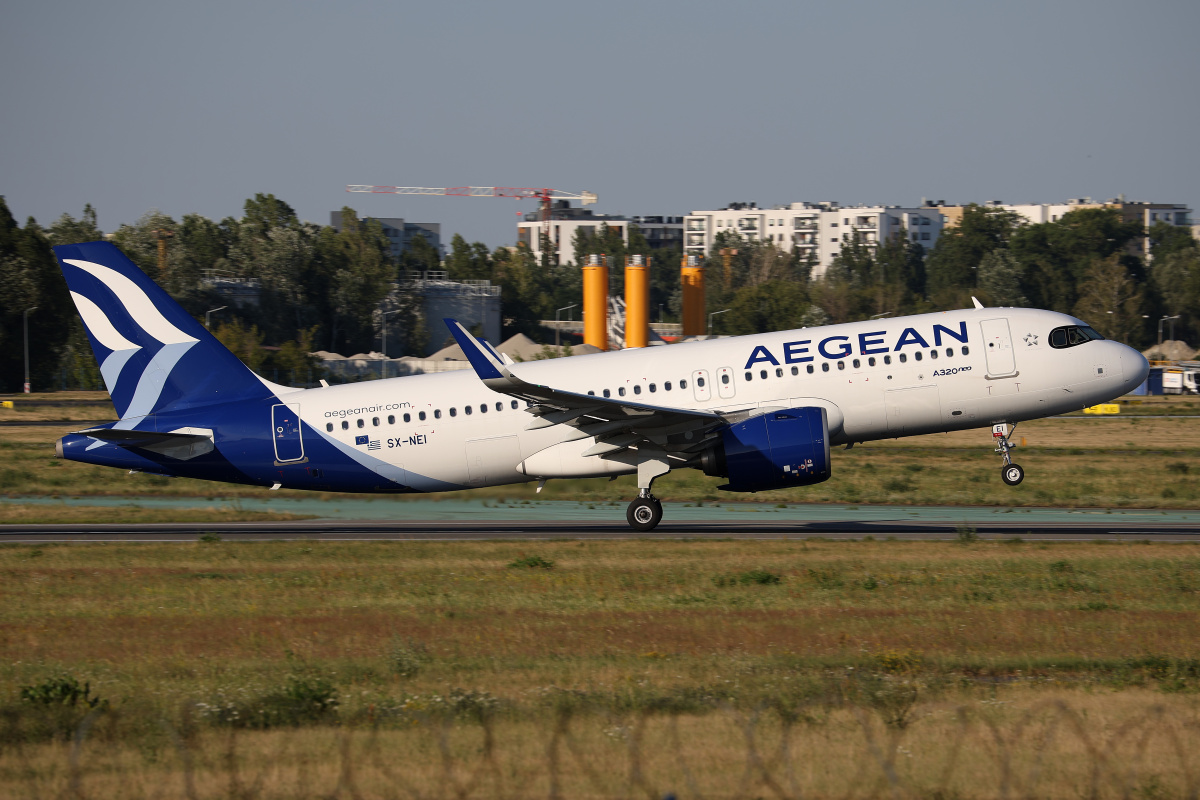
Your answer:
(73, 427), (209, 447)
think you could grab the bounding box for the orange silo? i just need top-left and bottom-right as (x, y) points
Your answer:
(583, 254), (609, 351)
(681, 255), (705, 337)
(624, 255), (650, 348)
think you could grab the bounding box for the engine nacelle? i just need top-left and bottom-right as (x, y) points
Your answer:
(701, 406), (831, 492)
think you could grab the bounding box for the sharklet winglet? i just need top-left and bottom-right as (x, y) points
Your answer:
(444, 318), (507, 381)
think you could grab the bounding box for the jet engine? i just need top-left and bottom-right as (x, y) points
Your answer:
(700, 407), (831, 492)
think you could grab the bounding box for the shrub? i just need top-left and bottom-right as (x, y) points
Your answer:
(20, 675), (104, 709)
(508, 555), (554, 569)
(956, 524), (978, 543)
(714, 569), (782, 587)
(1049, 560), (1074, 574)
(882, 478), (914, 493)
(389, 637), (429, 679)
(200, 677), (338, 729)
(1166, 462), (1190, 475)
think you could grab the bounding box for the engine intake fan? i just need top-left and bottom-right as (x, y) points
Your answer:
(701, 406), (831, 492)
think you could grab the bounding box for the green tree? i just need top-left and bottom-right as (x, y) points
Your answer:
(725, 280), (811, 335)
(1072, 254), (1146, 345)
(977, 249), (1028, 307)
(316, 207), (394, 352)
(1011, 207), (1144, 312)
(47, 204), (103, 245)
(925, 205), (1023, 298)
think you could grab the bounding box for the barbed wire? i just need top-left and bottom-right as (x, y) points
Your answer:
(8, 698), (1200, 799)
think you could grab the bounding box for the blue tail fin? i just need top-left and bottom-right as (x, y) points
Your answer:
(54, 241), (285, 420)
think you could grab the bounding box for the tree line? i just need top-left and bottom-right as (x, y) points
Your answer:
(1, 194), (1195, 393)
(700, 204), (1199, 351)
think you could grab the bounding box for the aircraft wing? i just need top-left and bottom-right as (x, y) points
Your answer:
(445, 319), (739, 460)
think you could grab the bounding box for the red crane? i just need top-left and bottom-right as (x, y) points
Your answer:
(345, 185), (598, 243)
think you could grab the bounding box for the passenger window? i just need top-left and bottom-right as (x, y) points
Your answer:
(372, 417), (380, 426)
(868, 357), (876, 367)
(930, 349), (938, 359)
(465, 406), (472, 415)
(479, 404), (486, 413)
(914, 351), (923, 361)
(899, 353), (907, 363)
(603, 389), (611, 398)
(588, 390), (595, 395)
(434, 409), (442, 419)
(681, 379), (688, 389)
(419, 411), (426, 421)
(721, 373), (730, 384)
(357, 418), (365, 428)
(649, 383), (656, 393)
(511, 400), (519, 409)
(884, 355), (892, 365)
(697, 377), (705, 387)
(946, 348), (953, 357)
(776, 368), (783, 377)
(342, 421), (349, 430)
(807, 365), (814, 374)
(449, 408), (457, 417)
(852, 359), (860, 368)
(326, 423), (333, 432)
(822, 363), (830, 372)
(837, 361), (845, 370)
(633, 385), (641, 395)
(404, 413), (411, 423)
(745, 371), (752, 381)
(387, 415), (395, 424)
(665, 381), (672, 391)
(618, 387), (626, 396)
(961, 346), (969, 356)
(791, 366), (798, 376)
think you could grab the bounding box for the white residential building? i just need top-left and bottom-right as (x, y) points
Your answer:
(516, 202), (683, 265)
(939, 198), (1193, 261)
(684, 202), (942, 279)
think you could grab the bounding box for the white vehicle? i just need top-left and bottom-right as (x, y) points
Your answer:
(54, 242), (1150, 531)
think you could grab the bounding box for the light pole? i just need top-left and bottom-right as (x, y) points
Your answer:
(23, 306), (37, 394)
(555, 304), (577, 348)
(380, 309), (401, 379)
(205, 306), (227, 329)
(1159, 315), (1181, 346)
(708, 308), (730, 338)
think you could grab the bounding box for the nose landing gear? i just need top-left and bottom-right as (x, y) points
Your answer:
(993, 423), (1024, 486)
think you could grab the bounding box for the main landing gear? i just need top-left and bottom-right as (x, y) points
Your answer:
(626, 451), (671, 531)
(993, 423), (1024, 486)
(627, 491), (663, 531)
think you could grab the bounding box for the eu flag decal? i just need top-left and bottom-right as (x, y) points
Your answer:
(355, 435), (369, 446)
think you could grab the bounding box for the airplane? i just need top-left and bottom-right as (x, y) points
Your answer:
(52, 241), (1150, 530)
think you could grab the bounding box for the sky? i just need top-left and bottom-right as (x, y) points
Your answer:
(3, 0), (1197, 248)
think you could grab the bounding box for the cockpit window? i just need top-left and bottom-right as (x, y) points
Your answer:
(1049, 325), (1105, 349)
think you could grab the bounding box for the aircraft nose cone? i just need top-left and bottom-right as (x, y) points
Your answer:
(1121, 345), (1150, 388)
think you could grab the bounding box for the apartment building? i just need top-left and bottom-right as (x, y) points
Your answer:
(683, 202), (943, 279)
(516, 202), (683, 265)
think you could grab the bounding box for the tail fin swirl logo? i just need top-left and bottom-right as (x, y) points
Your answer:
(63, 258), (198, 427)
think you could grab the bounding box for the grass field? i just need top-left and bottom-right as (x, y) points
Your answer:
(2, 391), (1198, 511)
(2, 538), (1200, 797)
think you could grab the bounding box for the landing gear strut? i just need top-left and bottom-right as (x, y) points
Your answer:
(626, 452), (670, 531)
(993, 423), (1024, 486)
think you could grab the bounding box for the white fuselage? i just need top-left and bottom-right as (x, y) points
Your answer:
(284, 308), (1146, 492)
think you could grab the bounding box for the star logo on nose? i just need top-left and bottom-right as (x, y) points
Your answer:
(1023, 333), (1039, 347)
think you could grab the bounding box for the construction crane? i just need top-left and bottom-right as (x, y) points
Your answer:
(345, 185), (598, 242)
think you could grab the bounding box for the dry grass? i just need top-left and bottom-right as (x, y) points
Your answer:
(0, 503), (312, 524)
(3, 539), (1200, 796)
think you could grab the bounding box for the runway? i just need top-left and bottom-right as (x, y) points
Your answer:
(4, 516), (1200, 542)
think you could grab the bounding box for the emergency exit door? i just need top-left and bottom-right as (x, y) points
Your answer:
(979, 318), (1017, 377)
(272, 404), (305, 463)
